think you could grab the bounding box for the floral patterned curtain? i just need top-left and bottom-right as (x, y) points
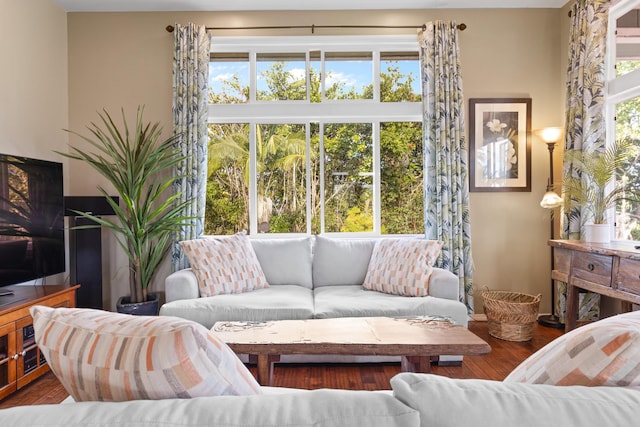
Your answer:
(171, 23), (210, 271)
(419, 21), (474, 312)
(558, 0), (610, 322)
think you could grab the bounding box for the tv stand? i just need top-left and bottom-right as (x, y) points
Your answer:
(0, 284), (79, 400)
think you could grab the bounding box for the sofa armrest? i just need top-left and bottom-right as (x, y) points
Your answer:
(429, 268), (460, 301)
(165, 268), (200, 302)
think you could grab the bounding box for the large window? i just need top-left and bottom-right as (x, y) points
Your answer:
(608, 1), (640, 240)
(206, 36), (423, 235)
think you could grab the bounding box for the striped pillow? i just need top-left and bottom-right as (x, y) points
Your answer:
(30, 306), (261, 401)
(362, 238), (443, 297)
(505, 310), (640, 386)
(180, 232), (269, 297)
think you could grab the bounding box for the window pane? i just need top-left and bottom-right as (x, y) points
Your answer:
(209, 53), (249, 104)
(206, 123), (250, 234)
(617, 60), (640, 77)
(381, 52), (421, 102)
(257, 53), (306, 101)
(310, 51), (321, 103)
(255, 124), (307, 233)
(323, 123), (373, 232)
(615, 95), (640, 240)
(325, 52), (373, 100)
(615, 9), (640, 77)
(380, 122), (423, 234)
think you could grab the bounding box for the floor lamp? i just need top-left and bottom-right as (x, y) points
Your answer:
(537, 127), (565, 329)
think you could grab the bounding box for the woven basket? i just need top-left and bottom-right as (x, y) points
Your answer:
(482, 290), (541, 342)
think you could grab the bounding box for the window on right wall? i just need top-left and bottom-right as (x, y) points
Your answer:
(607, 0), (640, 240)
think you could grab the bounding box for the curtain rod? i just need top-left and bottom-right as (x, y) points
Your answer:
(165, 23), (467, 33)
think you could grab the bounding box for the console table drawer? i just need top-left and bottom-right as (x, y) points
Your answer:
(617, 258), (640, 295)
(571, 252), (612, 287)
(554, 248), (571, 272)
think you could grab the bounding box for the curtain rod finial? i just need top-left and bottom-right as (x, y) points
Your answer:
(457, 23), (467, 31)
(166, 25), (175, 33)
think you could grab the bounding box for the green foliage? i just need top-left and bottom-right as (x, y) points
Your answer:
(564, 138), (640, 225)
(209, 74), (249, 104)
(341, 207), (373, 232)
(205, 179), (245, 235)
(380, 121), (423, 233)
(380, 65), (420, 102)
(58, 108), (194, 303)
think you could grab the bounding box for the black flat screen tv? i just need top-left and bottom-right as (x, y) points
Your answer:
(0, 154), (65, 287)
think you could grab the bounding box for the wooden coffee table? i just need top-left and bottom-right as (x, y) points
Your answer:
(211, 316), (491, 386)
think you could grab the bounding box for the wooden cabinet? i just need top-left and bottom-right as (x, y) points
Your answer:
(550, 240), (640, 332)
(0, 284), (78, 400)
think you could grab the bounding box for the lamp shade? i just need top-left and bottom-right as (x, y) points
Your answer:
(536, 127), (563, 144)
(540, 191), (563, 209)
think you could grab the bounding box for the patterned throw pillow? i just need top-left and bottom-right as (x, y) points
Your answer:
(30, 306), (261, 401)
(180, 232), (269, 297)
(362, 238), (443, 297)
(504, 310), (640, 386)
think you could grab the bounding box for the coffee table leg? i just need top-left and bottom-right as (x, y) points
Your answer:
(256, 354), (280, 386)
(401, 356), (431, 373)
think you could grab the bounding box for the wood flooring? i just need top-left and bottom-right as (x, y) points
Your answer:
(0, 320), (564, 409)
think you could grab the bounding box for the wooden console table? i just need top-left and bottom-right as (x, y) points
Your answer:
(0, 284), (79, 400)
(550, 240), (640, 332)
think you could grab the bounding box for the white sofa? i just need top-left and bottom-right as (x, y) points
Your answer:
(2, 373), (639, 427)
(160, 235), (468, 329)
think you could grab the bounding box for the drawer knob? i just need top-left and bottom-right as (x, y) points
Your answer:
(588, 263), (595, 271)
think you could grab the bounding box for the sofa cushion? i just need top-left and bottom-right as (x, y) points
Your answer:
(30, 306), (261, 402)
(362, 238), (443, 297)
(160, 285), (315, 328)
(391, 372), (640, 427)
(313, 285), (468, 327)
(180, 232), (269, 297)
(0, 389), (419, 427)
(312, 236), (376, 287)
(504, 310), (640, 386)
(250, 237), (313, 288)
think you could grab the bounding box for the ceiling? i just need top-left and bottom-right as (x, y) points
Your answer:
(52, 0), (569, 12)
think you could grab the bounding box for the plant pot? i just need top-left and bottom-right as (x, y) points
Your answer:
(585, 224), (611, 243)
(116, 293), (159, 316)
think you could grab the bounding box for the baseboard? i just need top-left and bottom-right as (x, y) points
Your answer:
(437, 360), (463, 367)
(469, 313), (487, 322)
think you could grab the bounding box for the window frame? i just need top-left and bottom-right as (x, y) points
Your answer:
(208, 35), (423, 236)
(607, 0), (640, 238)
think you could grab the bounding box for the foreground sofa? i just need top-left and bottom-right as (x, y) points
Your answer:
(2, 373), (639, 427)
(160, 235), (469, 328)
(3, 305), (640, 426)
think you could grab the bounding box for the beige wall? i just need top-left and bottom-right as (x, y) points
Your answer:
(64, 9), (567, 312)
(0, 0), (68, 168)
(0, 0), (69, 285)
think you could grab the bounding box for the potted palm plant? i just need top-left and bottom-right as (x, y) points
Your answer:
(59, 107), (193, 314)
(563, 138), (639, 243)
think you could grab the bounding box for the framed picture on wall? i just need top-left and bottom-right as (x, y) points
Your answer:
(469, 98), (531, 192)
